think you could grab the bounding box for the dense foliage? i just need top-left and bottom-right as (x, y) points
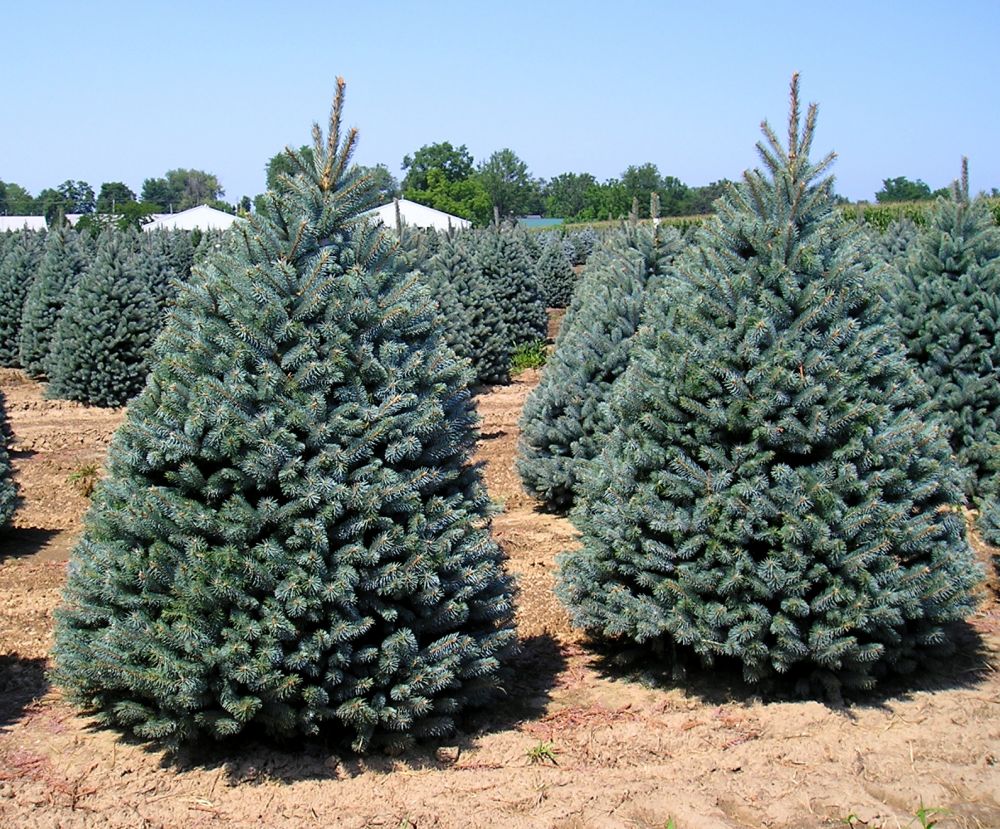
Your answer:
(892, 163), (1000, 501)
(0, 231), (43, 366)
(426, 235), (511, 386)
(53, 82), (516, 751)
(47, 228), (158, 407)
(19, 225), (87, 378)
(518, 221), (683, 511)
(475, 226), (547, 349)
(0, 390), (16, 527)
(557, 78), (978, 693)
(535, 237), (576, 308)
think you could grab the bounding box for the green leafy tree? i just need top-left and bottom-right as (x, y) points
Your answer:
(684, 180), (735, 215)
(58, 180), (96, 214)
(892, 162), (1000, 503)
(557, 77), (979, 692)
(140, 176), (174, 211)
(544, 172), (597, 219)
(141, 169), (224, 212)
(47, 228), (156, 407)
(621, 164), (669, 218)
(405, 168), (492, 226)
(402, 141), (474, 192)
(19, 225), (88, 378)
(36, 180), (96, 224)
(265, 146), (314, 190)
(0, 181), (37, 215)
(0, 390), (15, 527)
(580, 179), (630, 221)
(477, 149), (542, 219)
(658, 175), (693, 216)
(354, 163), (400, 206)
(52, 81), (516, 750)
(876, 176), (948, 203)
(96, 182), (137, 213)
(36, 188), (73, 225)
(0, 231), (44, 365)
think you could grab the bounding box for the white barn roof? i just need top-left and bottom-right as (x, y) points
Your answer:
(0, 216), (46, 232)
(144, 204), (241, 232)
(366, 199), (471, 232)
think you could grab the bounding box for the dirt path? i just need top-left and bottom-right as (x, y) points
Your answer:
(1, 367), (998, 829)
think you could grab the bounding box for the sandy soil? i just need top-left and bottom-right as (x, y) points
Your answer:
(1, 362), (999, 829)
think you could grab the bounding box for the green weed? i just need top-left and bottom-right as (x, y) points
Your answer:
(525, 740), (558, 765)
(67, 463), (101, 498)
(510, 340), (547, 374)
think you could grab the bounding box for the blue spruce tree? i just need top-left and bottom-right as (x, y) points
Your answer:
(557, 77), (979, 692)
(535, 236), (576, 309)
(517, 220), (684, 511)
(53, 81), (515, 750)
(892, 160), (1000, 501)
(46, 228), (157, 407)
(19, 225), (87, 379)
(0, 390), (16, 527)
(425, 235), (511, 386)
(0, 231), (44, 367)
(475, 226), (547, 350)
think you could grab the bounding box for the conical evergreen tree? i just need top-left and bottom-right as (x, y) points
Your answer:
(425, 235), (511, 386)
(0, 390), (16, 528)
(557, 77), (978, 692)
(47, 228), (157, 407)
(0, 231), (44, 367)
(140, 229), (188, 317)
(19, 225), (88, 378)
(392, 222), (440, 276)
(977, 493), (1000, 549)
(566, 228), (599, 266)
(476, 226), (547, 349)
(166, 229), (196, 284)
(517, 221), (684, 511)
(875, 218), (920, 274)
(53, 81), (516, 750)
(892, 161), (1000, 500)
(535, 236), (576, 308)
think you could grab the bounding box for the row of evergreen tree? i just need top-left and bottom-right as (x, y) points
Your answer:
(0, 219), (592, 414)
(518, 77), (993, 694)
(4, 77), (993, 755)
(0, 226), (231, 406)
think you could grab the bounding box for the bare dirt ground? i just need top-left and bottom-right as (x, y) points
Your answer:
(1, 363), (999, 829)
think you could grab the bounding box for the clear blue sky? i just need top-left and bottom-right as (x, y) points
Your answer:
(3, 0), (998, 205)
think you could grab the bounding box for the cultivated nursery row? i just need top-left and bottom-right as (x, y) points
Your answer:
(0, 76), (997, 754)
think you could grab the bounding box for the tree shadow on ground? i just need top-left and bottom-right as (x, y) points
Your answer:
(582, 619), (996, 713)
(0, 654), (49, 730)
(0, 527), (70, 563)
(152, 633), (567, 784)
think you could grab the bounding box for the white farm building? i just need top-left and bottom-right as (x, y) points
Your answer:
(366, 199), (471, 233)
(143, 204), (241, 232)
(0, 216), (46, 232)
